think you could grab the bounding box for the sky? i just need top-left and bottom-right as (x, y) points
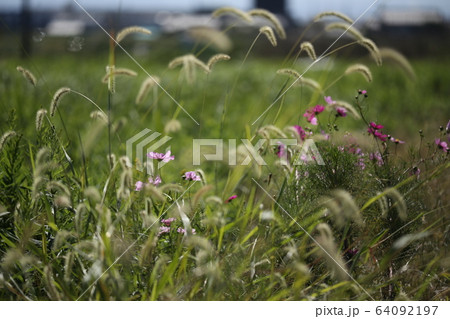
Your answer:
(2, 0), (450, 21)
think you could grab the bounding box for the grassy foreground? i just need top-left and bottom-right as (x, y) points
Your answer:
(0, 8), (449, 300)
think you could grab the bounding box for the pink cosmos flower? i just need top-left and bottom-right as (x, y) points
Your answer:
(369, 122), (384, 130)
(149, 176), (162, 186)
(303, 105), (325, 125)
(135, 181), (144, 191)
(183, 171), (201, 181)
(324, 96), (335, 105)
(390, 137), (405, 144)
(336, 107), (347, 117)
(161, 218), (176, 226)
(435, 139), (449, 152)
(147, 150), (175, 162)
(177, 227), (196, 234)
(225, 195), (237, 203)
(158, 226), (171, 236)
(276, 141), (286, 158)
(293, 125), (306, 141)
(411, 166), (420, 177)
(368, 122), (387, 142)
(370, 152), (384, 166)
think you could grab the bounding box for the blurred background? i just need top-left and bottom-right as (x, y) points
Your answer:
(1, 0), (450, 58)
(0, 0), (449, 144)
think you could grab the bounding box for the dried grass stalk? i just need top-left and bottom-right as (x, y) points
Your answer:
(207, 53), (231, 70)
(212, 7), (253, 23)
(249, 8), (286, 39)
(344, 63), (373, 82)
(325, 22), (364, 41)
(136, 76), (160, 104)
(101, 67), (137, 83)
(300, 41), (317, 60)
(384, 187), (407, 221)
(188, 27), (232, 52)
(313, 11), (354, 24)
(50, 87), (71, 116)
(276, 68), (323, 92)
(315, 223), (349, 281)
(379, 48), (416, 80)
(0, 131), (17, 153)
(16, 66), (37, 86)
(358, 38), (382, 66)
(116, 26), (152, 43)
(35, 109), (47, 131)
(260, 26), (277, 47)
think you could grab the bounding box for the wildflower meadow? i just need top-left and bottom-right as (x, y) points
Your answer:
(0, 5), (449, 302)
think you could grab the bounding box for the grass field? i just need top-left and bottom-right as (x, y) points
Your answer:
(0, 9), (449, 301)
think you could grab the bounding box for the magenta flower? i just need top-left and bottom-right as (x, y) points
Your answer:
(135, 181), (144, 191)
(390, 137), (405, 144)
(225, 195), (237, 203)
(276, 141), (286, 158)
(324, 96), (335, 105)
(336, 107), (347, 117)
(158, 226), (171, 236)
(369, 122), (383, 130)
(435, 138), (449, 152)
(183, 171), (201, 181)
(149, 175), (162, 186)
(411, 166), (420, 177)
(368, 122), (387, 142)
(446, 120), (450, 133)
(369, 152), (384, 166)
(303, 105), (325, 125)
(161, 217), (176, 226)
(293, 125), (307, 141)
(177, 227), (196, 234)
(359, 89), (367, 95)
(147, 150), (175, 162)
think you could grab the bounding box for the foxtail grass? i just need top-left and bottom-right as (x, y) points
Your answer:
(300, 41), (317, 60)
(188, 26), (232, 52)
(313, 11), (354, 24)
(379, 48), (416, 80)
(49, 87), (71, 117)
(115, 26), (152, 43)
(259, 26), (278, 47)
(314, 223), (349, 281)
(136, 76), (160, 104)
(325, 22), (364, 41)
(35, 109), (47, 131)
(358, 38), (382, 66)
(101, 67), (137, 83)
(207, 53), (231, 70)
(16, 66), (37, 86)
(277, 68), (323, 92)
(0, 131), (17, 153)
(248, 8), (286, 39)
(212, 7), (253, 23)
(344, 63), (373, 82)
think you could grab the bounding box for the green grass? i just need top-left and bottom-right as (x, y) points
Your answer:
(0, 14), (449, 301)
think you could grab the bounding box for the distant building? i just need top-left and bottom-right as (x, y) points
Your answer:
(368, 8), (444, 32)
(45, 3), (86, 36)
(46, 19), (85, 37)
